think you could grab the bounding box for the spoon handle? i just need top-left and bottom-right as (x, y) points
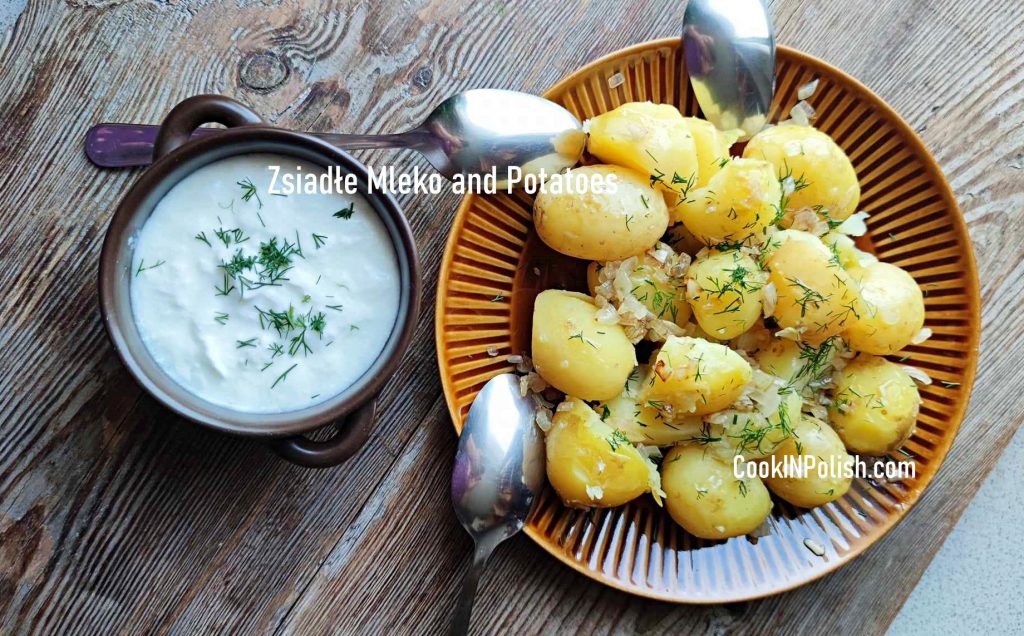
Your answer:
(83, 123), (424, 168)
(449, 542), (494, 636)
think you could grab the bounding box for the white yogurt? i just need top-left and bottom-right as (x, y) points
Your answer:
(130, 154), (401, 413)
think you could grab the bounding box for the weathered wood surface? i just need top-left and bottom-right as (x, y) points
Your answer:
(0, 0), (1021, 633)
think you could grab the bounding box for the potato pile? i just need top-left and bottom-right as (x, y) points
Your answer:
(526, 100), (929, 540)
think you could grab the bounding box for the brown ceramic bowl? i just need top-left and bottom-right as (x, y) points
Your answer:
(99, 95), (421, 468)
(436, 41), (980, 601)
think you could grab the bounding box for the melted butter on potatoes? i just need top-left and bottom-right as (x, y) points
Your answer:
(546, 397), (663, 508)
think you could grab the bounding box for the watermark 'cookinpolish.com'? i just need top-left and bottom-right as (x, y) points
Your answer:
(734, 453), (916, 482)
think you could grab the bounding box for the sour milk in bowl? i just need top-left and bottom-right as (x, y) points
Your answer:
(130, 154), (401, 413)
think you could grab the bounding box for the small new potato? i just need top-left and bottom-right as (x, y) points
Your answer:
(844, 262), (925, 355)
(686, 250), (766, 339)
(743, 125), (860, 222)
(764, 229), (863, 344)
(662, 445), (772, 539)
(673, 158), (781, 245)
(830, 355), (921, 455)
(712, 389), (802, 460)
(532, 290), (637, 401)
(587, 102), (699, 195)
(534, 165), (668, 260)
(546, 397), (661, 507)
(765, 415), (853, 508)
(598, 366), (704, 445)
(641, 336), (752, 415)
(754, 336), (838, 393)
(684, 117), (737, 188)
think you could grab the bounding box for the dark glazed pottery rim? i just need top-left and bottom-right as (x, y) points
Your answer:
(98, 98), (421, 440)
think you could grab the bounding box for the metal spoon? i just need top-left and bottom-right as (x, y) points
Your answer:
(683, 0), (776, 139)
(449, 373), (544, 635)
(84, 89), (586, 179)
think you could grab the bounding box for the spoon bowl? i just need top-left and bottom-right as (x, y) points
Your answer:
(450, 373), (543, 634)
(683, 0), (776, 139)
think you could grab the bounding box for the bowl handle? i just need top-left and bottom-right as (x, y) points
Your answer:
(268, 399), (377, 468)
(153, 95), (263, 160)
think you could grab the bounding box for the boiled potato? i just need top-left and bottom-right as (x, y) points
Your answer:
(765, 415), (853, 507)
(820, 231), (874, 270)
(588, 246), (692, 327)
(587, 102), (699, 195)
(830, 355), (921, 455)
(754, 336), (839, 393)
(534, 165), (668, 260)
(672, 158), (781, 245)
(743, 125), (860, 222)
(532, 290), (636, 401)
(598, 366), (704, 445)
(641, 336), (751, 415)
(844, 262), (925, 355)
(763, 229), (863, 344)
(662, 445), (772, 539)
(546, 397), (661, 507)
(684, 117), (738, 188)
(685, 250), (766, 339)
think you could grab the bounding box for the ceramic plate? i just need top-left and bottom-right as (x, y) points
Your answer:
(435, 39), (980, 602)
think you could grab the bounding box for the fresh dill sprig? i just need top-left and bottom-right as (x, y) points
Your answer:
(135, 259), (166, 276)
(214, 312), (229, 325)
(237, 178), (262, 208)
(312, 233), (327, 249)
(271, 363), (298, 388)
(334, 202), (355, 219)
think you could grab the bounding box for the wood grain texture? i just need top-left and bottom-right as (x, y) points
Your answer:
(0, 0), (1020, 634)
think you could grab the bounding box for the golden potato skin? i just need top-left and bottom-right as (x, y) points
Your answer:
(662, 445), (772, 539)
(587, 102), (699, 195)
(686, 250), (766, 339)
(830, 355), (921, 455)
(532, 290), (637, 401)
(684, 117), (737, 188)
(743, 125), (860, 222)
(765, 415), (853, 507)
(641, 336), (752, 415)
(764, 230), (863, 344)
(845, 262), (925, 355)
(754, 336), (838, 393)
(598, 366), (704, 445)
(546, 397), (657, 507)
(534, 165), (668, 260)
(672, 158), (780, 245)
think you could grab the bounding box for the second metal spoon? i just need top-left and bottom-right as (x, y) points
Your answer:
(450, 373), (544, 635)
(85, 89), (586, 180)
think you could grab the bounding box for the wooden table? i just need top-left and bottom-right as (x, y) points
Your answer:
(1, 0), (1020, 633)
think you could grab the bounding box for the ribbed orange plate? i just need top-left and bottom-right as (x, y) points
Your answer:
(435, 40), (980, 602)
